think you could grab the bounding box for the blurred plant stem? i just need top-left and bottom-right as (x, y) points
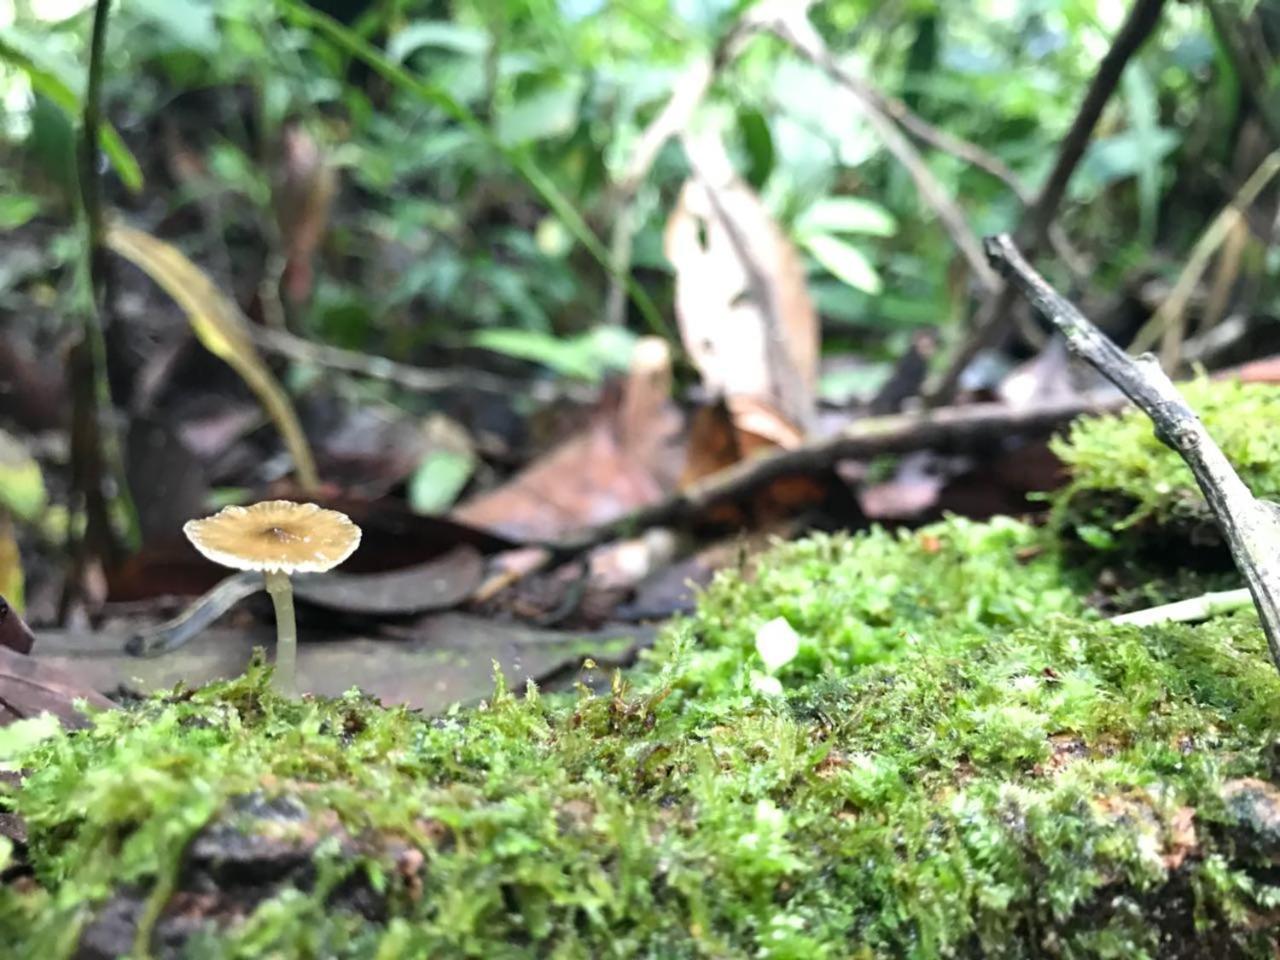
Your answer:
(63, 0), (137, 620)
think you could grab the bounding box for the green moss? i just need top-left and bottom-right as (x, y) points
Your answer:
(4, 514), (1280, 958)
(1050, 379), (1280, 542)
(655, 514), (1088, 697)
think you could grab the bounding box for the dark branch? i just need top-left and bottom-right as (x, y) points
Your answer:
(986, 233), (1280, 676)
(547, 394), (1116, 557)
(926, 0), (1169, 405)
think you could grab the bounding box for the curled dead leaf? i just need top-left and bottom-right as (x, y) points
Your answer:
(664, 131), (818, 452)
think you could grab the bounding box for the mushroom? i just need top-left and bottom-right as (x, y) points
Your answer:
(183, 500), (361, 695)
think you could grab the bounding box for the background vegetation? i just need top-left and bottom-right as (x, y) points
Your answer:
(3, 0), (1274, 385)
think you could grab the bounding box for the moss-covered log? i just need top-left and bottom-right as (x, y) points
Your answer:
(4, 508), (1280, 958)
(8, 381), (1280, 958)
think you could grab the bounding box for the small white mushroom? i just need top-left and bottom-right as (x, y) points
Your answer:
(183, 500), (361, 695)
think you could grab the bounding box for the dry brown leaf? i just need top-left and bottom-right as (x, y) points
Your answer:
(0, 646), (116, 729)
(274, 122), (337, 305)
(679, 398), (828, 531)
(453, 338), (681, 541)
(0, 597), (35, 655)
(664, 131), (818, 451)
(680, 399), (743, 489)
(619, 338), (678, 473)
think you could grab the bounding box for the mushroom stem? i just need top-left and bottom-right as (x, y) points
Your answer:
(263, 569), (297, 696)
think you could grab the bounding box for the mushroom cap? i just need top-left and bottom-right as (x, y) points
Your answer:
(183, 500), (362, 574)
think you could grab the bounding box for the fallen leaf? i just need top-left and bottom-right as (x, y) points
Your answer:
(293, 546), (484, 615)
(680, 399), (743, 489)
(33, 615), (651, 712)
(0, 646), (115, 729)
(680, 398), (831, 530)
(618, 338), (679, 475)
(0, 597), (35, 655)
(454, 418), (662, 541)
(664, 130), (818, 449)
(105, 222), (319, 491)
(454, 338), (681, 541)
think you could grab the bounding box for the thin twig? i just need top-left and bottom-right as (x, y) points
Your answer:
(861, 84), (1088, 275)
(1128, 149), (1280, 362)
(248, 325), (598, 405)
(604, 54), (717, 326)
(926, 0), (1169, 405)
(546, 394), (1115, 556)
(1110, 588), (1251, 627)
(1199, 215), (1249, 339)
(987, 233), (1280, 676)
(756, 3), (998, 292)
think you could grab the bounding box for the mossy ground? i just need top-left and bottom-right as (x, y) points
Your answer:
(6, 383), (1280, 959)
(1051, 379), (1280, 549)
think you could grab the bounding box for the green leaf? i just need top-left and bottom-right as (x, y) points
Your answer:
(737, 107), (775, 190)
(409, 450), (475, 515)
(0, 429), (46, 521)
(388, 21), (489, 61)
(802, 233), (882, 295)
(1075, 524), (1117, 552)
(474, 326), (637, 380)
(0, 32), (143, 192)
(0, 194), (39, 230)
(796, 197), (897, 238)
(130, 0), (219, 55)
(496, 78), (586, 146)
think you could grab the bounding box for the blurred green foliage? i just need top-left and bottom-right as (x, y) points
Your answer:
(0, 0), (1273, 369)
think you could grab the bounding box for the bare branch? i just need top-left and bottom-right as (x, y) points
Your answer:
(987, 233), (1280, 676)
(547, 394), (1114, 556)
(758, 5), (998, 292)
(604, 55), (717, 327)
(248, 325), (598, 405)
(1127, 149), (1280, 363)
(926, 0), (1169, 404)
